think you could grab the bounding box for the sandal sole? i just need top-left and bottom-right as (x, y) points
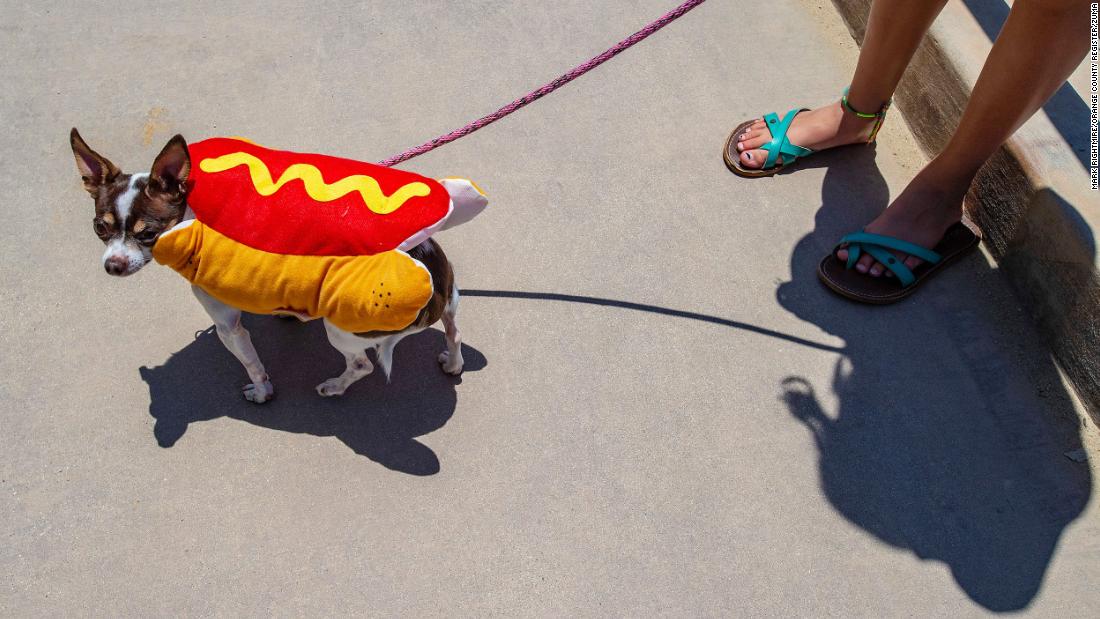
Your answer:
(723, 119), (787, 178)
(817, 219), (982, 305)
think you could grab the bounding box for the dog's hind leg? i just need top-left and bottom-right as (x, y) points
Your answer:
(373, 328), (424, 382)
(438, 283), (464, 375)
(316, 320), (376, 397)
(192, 285), (275, 403)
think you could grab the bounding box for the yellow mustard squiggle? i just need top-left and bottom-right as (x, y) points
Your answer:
(198, 152), (431, 215)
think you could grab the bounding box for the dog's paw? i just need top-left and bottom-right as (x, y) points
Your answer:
(242, 380), (275, 404)
(315, 378), (348, 397)
(438, 351), (464, 375)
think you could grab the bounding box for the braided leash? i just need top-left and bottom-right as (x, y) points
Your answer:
(378, 0), (708, 167)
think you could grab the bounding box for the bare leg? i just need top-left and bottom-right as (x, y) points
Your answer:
(841, 0), (1092, 276)
(736, 0), (948, 169)
(192, 286), (274, 403)
(438, 284), (464, 375)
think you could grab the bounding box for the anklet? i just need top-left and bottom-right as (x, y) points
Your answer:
(842, 86), (891, 143)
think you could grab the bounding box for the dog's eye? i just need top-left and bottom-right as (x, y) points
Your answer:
(92, 219), (109, 237)
(134, 228), (160, 243)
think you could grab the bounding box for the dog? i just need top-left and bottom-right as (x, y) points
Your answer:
(70, 128), (486, 403)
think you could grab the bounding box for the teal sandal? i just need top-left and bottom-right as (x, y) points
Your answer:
(817, 219), (982, 304)
(723, 87), (890, 178)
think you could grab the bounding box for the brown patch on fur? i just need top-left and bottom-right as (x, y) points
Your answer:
(127, 176), (186, 242)
(94, 174), (136, 225)
(85, 172), (183, 241)
(355, 238), (454, 338)
(72, 131), (193, 243)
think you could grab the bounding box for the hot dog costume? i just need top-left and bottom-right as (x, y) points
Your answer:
(152, 137), (487, 333)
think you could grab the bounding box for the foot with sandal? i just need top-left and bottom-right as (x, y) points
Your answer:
(723, 0), (1091, 304)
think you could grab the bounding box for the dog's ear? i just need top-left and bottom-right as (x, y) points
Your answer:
(147, 134), (191, 202)
(70, 128), (121, 195)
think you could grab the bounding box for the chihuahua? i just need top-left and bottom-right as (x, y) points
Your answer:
(70, 128), (486, 403)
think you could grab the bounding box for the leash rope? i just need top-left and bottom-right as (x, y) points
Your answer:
(378, 0), (708, 167)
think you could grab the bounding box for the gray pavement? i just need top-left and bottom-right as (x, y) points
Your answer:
(2, 0), (1098, 615)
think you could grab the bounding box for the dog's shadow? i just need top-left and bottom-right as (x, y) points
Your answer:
(139, 316), (487, 475)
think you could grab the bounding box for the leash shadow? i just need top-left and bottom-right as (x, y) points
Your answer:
(774, 144), (1092, 611)
(139, 316), (486, 476)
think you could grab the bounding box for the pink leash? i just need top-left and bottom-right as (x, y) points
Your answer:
(378, 0), (708, 167)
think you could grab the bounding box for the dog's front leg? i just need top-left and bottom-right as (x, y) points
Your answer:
(191, 285), (275, 403)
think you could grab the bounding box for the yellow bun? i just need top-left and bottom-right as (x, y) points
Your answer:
(153, 221), (433, 333)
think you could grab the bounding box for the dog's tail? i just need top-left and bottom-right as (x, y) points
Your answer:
(438, 178), (489, 231)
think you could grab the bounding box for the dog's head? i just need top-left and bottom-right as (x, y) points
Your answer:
(70, 129), (191, 276)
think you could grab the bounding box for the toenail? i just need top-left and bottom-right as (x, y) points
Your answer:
(745, 152), (753, 160)
(737, 142), (743, 151)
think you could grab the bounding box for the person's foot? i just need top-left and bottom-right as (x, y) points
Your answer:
(735, 100), (878, 169)
(836, 165), (968, 277)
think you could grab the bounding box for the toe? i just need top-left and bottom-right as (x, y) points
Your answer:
(837, 247), (849, 262)
(855, 255), (875, 274)
(741, 126), (767, 141)
(740, 149), (779, 170)
(738, 133), (771, 151)
(904, 256), (923, 271)
(869, 261), (885, 277)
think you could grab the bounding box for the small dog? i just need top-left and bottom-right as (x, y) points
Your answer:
(70, 128), (485, 403)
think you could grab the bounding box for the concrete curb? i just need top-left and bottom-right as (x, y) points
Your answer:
(831, 0), (1100, 426)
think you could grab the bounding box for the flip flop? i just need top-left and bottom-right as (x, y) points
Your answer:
(723, 87), (891, 179)
(817, 219), (982, 304)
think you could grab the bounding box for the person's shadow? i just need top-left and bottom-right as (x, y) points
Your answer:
(139, 315), (487, 476)
(774, 145), (1092, 612)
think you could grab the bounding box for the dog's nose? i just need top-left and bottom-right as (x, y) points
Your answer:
(104, 255), (129, 275)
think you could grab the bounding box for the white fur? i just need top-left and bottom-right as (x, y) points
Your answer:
(115, 172), (148, 222)
(316, 321), (424, 396)
(314, 282), (464, 395)
(101, 237), (147, 274)
(102, 173), (152, 275)
(438, 283), (463, 375)
(191, 286), (275, 403)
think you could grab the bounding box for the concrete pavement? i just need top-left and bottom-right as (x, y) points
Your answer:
(833, 0), (1100, 427)
(1, 0), (1098, 615)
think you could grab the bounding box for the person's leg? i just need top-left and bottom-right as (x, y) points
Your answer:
(736, 0), (949, 169)
(841, 0), (1092, 276)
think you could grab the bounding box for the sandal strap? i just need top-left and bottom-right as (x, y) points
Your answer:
(863, 245), (917, 286)
(761, 109), (814, 169)
(841, 232), (943, 263)
(837, 231), (943, 288)
(841, 86), (892, 143)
